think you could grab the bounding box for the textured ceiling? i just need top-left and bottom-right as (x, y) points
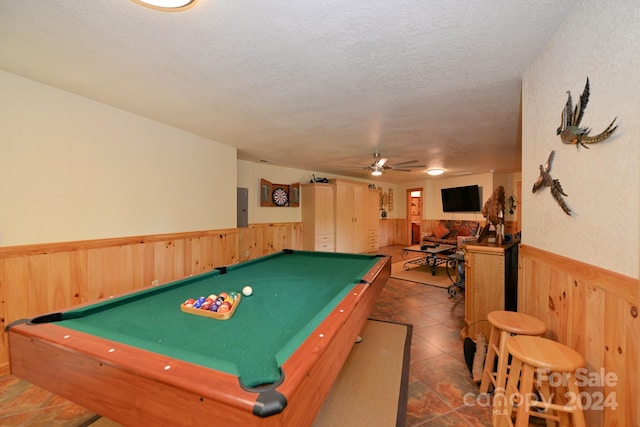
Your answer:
(0, 0), (577, 183)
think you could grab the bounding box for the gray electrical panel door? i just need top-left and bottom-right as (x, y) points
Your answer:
(237, 187), (248, 227)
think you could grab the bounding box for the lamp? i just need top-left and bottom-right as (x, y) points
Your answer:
(427, 168), (444, 176)
(132, 0), (196, 10)
(371, 166), (383, 176)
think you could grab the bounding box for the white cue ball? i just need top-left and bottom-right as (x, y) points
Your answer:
(242, 285), (253, 296)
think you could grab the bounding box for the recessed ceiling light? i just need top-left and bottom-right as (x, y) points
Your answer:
(132, 0), (197, 11)
(427, 168), (444, 176)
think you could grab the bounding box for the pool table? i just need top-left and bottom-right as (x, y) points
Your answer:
(7, 249), (390, 427)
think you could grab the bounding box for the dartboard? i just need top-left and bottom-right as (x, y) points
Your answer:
(272, 187), (289, 206)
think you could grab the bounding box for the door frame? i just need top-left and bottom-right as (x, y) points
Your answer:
(406, 187), (422, 245)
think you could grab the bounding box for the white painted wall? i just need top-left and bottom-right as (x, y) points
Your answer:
(522, 0), (639, 277)
(0, 71), (237, 246)
(424, 173), (495, 221)
(237, 160), (308, 225)
(237, 160), (394, 224)
(396, 172), (521, 224)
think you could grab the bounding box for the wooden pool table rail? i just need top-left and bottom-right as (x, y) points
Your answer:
(8, 254), (391, 426)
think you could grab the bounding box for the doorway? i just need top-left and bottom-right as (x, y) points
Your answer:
(406, 188), (422, 244)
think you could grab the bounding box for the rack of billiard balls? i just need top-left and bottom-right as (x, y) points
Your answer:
(180, 291), (241, 320)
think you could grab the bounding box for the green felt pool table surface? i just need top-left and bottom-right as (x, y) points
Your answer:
(40, 250), (381, 388)
(9, 249), (391, 425)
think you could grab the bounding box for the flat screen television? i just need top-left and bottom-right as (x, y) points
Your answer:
(441, 185), (481, 212)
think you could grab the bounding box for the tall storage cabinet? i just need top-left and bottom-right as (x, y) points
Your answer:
(333, 180), (365, 253)
(463, 242), (519, 340)
(301, 183), (335, 252)
(303, 179), (379, 254)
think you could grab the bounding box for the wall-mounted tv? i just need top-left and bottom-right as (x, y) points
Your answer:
(441, 185), (481, 212)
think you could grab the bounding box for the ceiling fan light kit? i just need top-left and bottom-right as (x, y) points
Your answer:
(132, 0), (196, 11)
(427, 168), (444, 176)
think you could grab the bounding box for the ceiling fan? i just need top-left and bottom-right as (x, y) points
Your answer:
(360, 152), (426, 176)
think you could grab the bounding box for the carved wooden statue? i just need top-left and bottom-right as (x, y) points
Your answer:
(478, 186), (505, 243)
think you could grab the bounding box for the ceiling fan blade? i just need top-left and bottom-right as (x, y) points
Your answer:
(389, 164), (426, 168)
(358, 153), (425, 173)
(392, 159), (421, 166)
(343, 166), (371, 171)
(376, 157), (388, 167)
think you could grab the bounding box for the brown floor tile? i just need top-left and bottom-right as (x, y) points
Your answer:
(421, 410), (476, 426)
(456, 399), (494, 427)
(406, 382), (453, 425)
(410, 335), (446, 362)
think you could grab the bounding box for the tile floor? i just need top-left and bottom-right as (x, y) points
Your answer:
(372, 245), (493, 426)
(0, 245), (496, 426)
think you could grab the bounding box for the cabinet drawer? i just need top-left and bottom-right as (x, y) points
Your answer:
(314, 241), (335, 252)
(367, 229), (378, 238)
(315, 233), (334, 243)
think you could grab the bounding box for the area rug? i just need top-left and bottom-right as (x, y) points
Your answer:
(313, 319), (411, 427)
(390, 260), (456, 288)
(83, 319), (411, 427)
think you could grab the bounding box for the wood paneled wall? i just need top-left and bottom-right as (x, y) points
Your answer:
(0, 223), (302, 374)
(519, 244), (639, 427)
(378, 219), (408, 246)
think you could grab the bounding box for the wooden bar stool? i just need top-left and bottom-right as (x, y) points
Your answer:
(496, 335), (586, 427)
(479, 311), (546, 395)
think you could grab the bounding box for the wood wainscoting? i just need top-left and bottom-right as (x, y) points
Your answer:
(0, 223), (302, 374)
(519, 244), (639, 427)
(378, 218), (408, 247)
